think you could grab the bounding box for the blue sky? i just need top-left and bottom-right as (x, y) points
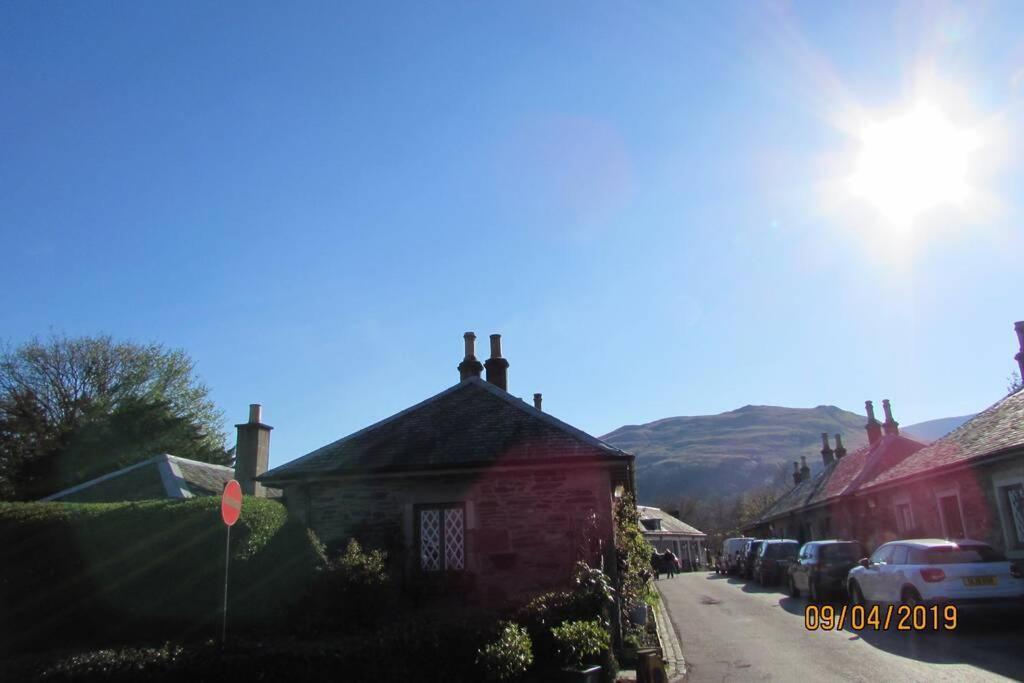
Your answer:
(3, 1), (1022, 469)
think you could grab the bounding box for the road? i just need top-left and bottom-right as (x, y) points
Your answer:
(656, 571), (1024, 682)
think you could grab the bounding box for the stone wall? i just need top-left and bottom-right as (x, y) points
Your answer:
(283, 464), (618, 605)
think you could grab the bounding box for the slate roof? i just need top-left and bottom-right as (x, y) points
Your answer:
(260, 377), (633, 483)
(638, 505), (706, 537)
(859, 389), (1024, 490)
(42, 454), (238, 502)
(755, 434), (926, 524)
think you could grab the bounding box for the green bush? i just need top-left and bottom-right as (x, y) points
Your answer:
(551, 619), (610, 671)
(477, 622), (533, 681)
(297, 537), (395, 635)
(0, 497), (320, 655)
(513, 562), (617, 680)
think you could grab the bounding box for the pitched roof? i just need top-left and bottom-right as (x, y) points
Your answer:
(859, 389), (1024, 490)
(755, 434), (926, 524)
(638, 505), (706, 537)
(260, 378), (633, 483)
(41, 454), (237, 502)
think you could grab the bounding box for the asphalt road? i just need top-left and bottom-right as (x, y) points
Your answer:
(656, 571), (1024, 682)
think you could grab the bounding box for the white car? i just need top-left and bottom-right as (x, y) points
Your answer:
(847, 538), (1024, 608)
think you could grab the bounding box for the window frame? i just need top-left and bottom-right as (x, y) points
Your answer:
(934, 487), (966, 540)
(892, 494), (915, 534)
(414, 501), (467, 573)
(992, 474), (1024, 554)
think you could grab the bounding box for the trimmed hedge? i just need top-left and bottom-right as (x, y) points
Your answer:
(0, 497), (320, 655)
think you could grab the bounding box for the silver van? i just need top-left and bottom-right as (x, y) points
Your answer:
(721, 537), (755, 575)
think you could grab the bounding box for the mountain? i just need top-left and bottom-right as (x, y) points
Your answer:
(601, 405), (871, 504)
(901, 414), (975, 442)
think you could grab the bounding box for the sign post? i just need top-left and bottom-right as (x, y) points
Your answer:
(220, 479), (242, 647)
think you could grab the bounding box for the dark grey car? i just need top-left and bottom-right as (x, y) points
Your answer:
(788, 540), (864, 602)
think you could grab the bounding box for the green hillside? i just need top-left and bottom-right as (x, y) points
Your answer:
(601, 405), (871, 504)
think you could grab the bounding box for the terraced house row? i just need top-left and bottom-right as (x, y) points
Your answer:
(746, 320), (1024, 560)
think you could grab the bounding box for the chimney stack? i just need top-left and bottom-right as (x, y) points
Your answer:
(458, 332), (484, 381)
(533, 393), (543, 410)
(235, 403), (272, 497)
(800, 455), (811, 482)
(865, 400), (883, 446)
(820, 432), (835, 467)
(1015, 321), (1024, 381)
(484, 333), (509, 392)
(881, 399), (899, 436)
(793, 461), (801, 486)
(834, 434), (847, 460)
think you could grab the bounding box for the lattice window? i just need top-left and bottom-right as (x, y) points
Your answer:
(420, 509), (441, 571)
(444, 508), (465, 570)
(417, 504), (465, 572)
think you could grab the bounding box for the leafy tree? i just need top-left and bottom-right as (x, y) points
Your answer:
(1008, 371), (1022, 395)
(0, 334), (228, 500)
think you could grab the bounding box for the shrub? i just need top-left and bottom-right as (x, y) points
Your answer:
(0, 497), (320, 655)
(514, 562), (617, 678)
(614, 493), (657, 610)
(477, 622), (533, 681)
(296, 537), (396, 635)
(551, 619), (610, 671)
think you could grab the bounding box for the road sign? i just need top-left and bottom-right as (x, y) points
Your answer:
(221, 480), (242, 526)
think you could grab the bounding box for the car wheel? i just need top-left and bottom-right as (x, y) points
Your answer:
(849, 582), (865, 607)
(789, 576), (800, 598)
(809, 578), (820, 604)
(902, 587), (922, 608)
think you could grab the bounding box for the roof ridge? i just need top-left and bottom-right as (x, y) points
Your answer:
(468, 377), (631, 457)
(263, 380), (478, 478)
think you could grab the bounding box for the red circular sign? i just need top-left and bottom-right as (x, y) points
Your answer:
(221, 480), (242, 526)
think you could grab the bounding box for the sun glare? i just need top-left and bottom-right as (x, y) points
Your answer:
(848, 104), (979, 227)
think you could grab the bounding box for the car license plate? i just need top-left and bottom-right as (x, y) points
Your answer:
(963, 576), (997, 586)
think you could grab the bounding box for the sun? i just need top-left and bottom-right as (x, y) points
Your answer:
(848, 104), (979, 227)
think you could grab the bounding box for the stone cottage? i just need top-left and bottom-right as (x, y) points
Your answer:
(258, 332), (636, 605)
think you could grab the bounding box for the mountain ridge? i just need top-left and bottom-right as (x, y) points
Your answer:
(601, 405), (969, 505)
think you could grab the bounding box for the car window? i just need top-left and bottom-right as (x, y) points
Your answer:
(889, 545), (908, 565)
(870, 545), (893, 564)
(820, 543), (862, 561)
(918, 544), (1005, 564)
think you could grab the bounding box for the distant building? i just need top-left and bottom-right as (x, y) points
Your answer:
(638, 505), (707, 569)
(747, 321), (1024, 559)
(258, 332), (636, 606)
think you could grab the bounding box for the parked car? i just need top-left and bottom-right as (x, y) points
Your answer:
(788, 540), (864, 602)
(754, 539), (800, 586)
(847, 538), (1024, 609)
(740, 540), (764, 579)
(721, 537), (754, 575)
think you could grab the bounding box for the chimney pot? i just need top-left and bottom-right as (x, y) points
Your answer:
(533, 393), (542, 410)
(865, 400), (883, 446)
(793, 461), (801, 486)
(458, 331), (484, 380)
(1014, 321), (1024, 379)
(881, 399), (899, 436)
(834, 434), (847, 460)
(820, 432), (835, 467)
(484, 333), (509, 391)
(248, 404), (262, 424)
